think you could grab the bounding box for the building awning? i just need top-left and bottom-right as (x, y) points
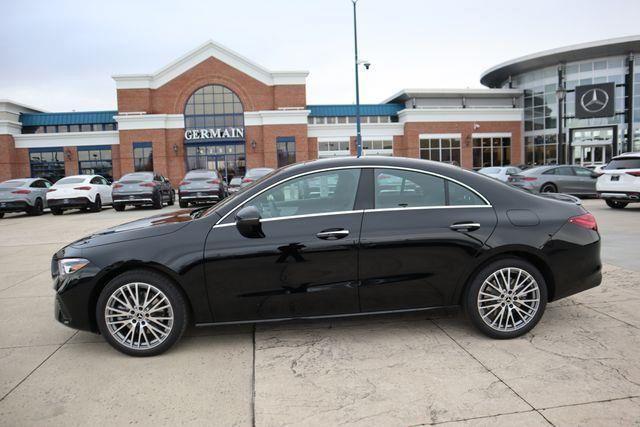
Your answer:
(307, 104), (404, 117)
(20, 111), (117, 126)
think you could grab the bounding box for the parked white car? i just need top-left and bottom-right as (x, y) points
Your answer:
(46, 175), (113, 215)
(478, 166), (522, 182)
(596, 152), (640, 209)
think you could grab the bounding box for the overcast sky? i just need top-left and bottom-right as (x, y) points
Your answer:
(2, 0), (639, 112)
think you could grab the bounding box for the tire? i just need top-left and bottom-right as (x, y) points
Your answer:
(152, 192), (163, 209)
(464, 258), (547, 339)
(605, 199), (628, 209)
(0, 212), (4, 219)
(89, 195), (102, 212)
(179, 200), (188, 209)
(540, 183), (557, 193)
(51, 207), (64, 216)
(168, 190), (175, 206)
(113, 203), (126, 212)
(96, 269), (189, 357)
(27, 198), (44, 216)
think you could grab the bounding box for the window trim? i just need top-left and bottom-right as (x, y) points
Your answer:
(213, 165), (491, 227)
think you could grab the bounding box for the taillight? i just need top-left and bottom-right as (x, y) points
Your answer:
(207, 179), (220, 184)
(242, 178), (253, 183)
(112, 183), (123, 189)
(625, 171), (640, 177)
(179, 181), (190, 186)
(569, 213), (598, 231)
(48, 189), (57, 192)
(12, 189), (31, 194)
(522, 177), (537, 181)
(140, 182), (156, 187)
(74, 186), (92, 190)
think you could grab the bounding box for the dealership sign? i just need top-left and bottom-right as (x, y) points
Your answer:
(575, 83), (615, 119)
(184, 128), (244, 141)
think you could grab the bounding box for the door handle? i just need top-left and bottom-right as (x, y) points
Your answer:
(316, 229), (350, 240)
(450, 222), (481, 232)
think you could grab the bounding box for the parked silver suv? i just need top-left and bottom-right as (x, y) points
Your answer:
(0, 178), (52, 218)
(178, 169), (226, 208)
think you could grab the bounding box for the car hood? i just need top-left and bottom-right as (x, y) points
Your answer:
(70, 209), (197, 248)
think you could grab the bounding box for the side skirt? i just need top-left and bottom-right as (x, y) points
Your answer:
(195, 305), (460, 327)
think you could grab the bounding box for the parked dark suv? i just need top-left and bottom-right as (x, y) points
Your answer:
(112, 172), (175, 211)
(178, 169), (226, 208)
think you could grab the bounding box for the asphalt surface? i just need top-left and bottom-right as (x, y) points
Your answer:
(0, 199), (638, 426)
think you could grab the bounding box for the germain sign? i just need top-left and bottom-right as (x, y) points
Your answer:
(184, 128), (245, 141)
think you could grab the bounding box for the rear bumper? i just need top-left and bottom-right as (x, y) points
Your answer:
(0, 200), (30, 212)
(179, 191), (220, 203)
(47, 197), (91, 209)
(598, 191), (640, 201)
(113, 193), (154, 205)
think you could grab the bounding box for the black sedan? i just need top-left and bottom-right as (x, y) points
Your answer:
(52, 157), (602, 356)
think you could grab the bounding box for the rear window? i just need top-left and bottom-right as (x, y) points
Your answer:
(186, 171), (218, 181)
(0, 180), (27, 188)
(480, 167), (501, 174)
(55, 177), (86, 185)
(245, 168), (273, 178)
(604, 157), (640, 170)
(121, 173), (153, 183)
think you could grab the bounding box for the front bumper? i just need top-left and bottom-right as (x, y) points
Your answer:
(47, 197), (91, 209)
(0, 200), (30, 212)
(113, 193), (154, 205)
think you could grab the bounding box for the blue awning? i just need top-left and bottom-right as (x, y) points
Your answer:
(20, 111), (117, 126)
(307, 104), (404, 117)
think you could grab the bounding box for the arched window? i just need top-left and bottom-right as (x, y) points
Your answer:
(184, 85), (244, 131)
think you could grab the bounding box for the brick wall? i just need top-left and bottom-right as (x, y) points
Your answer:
(63, 147), (79, 176)
(0, 135), (31, 181)
(261, 124), (309, 169)
(402, 121), (523, 168)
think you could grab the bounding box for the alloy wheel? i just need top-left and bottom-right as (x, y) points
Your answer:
(477, 267), (541, 332)
(104, 282), (174, 350)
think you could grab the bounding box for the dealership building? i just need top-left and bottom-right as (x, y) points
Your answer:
(0, 36), (638, 184)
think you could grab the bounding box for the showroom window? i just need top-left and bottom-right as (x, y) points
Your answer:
(133, 142), (153, 172)
(78, 145), (113, 181)
(472, 136), (511, 169)
(419, 136), (461, 164)
(184, 84), (244, 130)
(362, 138), (393, 156)
(250, 169), (361, 219)
(29, 148), (65, 183)
(318, 139), (350, 157)
(276, 136), (296, 167)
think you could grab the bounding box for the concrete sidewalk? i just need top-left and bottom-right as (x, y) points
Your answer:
(0, 200), (639, 426)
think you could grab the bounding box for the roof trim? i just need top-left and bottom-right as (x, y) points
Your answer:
(481, 35), (640, 88)
(112, 40), (309, 89)
(382, 88), (523, 104)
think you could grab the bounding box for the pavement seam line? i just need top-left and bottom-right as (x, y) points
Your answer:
(537, 394), (640, 411)
(251, 324), (256, 427)
(431, 319), (555, 427)
(421, 408), (538, 426)
(0, 331), (78, 402)
(581, 304), (640, 330)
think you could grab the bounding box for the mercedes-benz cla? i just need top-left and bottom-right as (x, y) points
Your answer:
(52, 157), (602, 356)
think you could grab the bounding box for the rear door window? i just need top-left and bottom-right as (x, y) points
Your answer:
(374, 169), (445, 208)
(605, 157), (640, 170)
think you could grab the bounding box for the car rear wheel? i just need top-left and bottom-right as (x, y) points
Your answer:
(605, 199), (628, 209)
(168, 190), (175, 206)
(465, 258), (547, 339)
(113, 203), (126, 212)
(179, 200), (188, 208)
(96, 269), (188, 357)
(90, 195), (102, 212)
(28, 198), (44, 216)
(51, 207), (64, 215)
(152, 193), (163, 209)
(540, 183), (557, 193)
(0, 212), (4, 219)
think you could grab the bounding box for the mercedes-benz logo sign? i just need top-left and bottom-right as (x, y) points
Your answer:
(580, 88), (609, 113)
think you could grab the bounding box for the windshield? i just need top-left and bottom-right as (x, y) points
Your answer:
(604, 157), (640, 170)
(0, 180), (27, 188)
(55, 177), (86, 185)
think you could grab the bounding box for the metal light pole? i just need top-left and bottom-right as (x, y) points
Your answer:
(352, 0), (362, 158)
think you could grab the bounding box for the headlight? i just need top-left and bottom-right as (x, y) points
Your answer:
(58, 258), (90, 276)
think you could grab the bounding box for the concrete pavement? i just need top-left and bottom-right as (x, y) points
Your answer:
(0, 199), (639, 426)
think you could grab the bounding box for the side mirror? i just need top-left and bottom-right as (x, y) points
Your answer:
(235, 205), (264, 238)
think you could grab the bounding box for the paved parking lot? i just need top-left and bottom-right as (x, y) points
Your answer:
(0, 200), (639, 426)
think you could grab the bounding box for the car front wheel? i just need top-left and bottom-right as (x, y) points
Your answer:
(465, 258), (547, 339)
(113, 203), (126, 212)
(96, 269), (188, 357)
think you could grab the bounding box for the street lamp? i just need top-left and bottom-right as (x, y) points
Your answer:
(352, 0), (365, 158)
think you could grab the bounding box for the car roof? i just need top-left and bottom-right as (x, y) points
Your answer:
(613, 152), (640, 159)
